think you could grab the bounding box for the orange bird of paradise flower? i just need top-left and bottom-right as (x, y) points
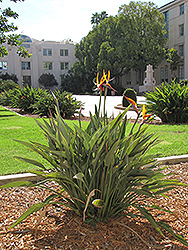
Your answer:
(103, 70), (117, 92)
(123, 95), (139, 114)
(142, 104), (152, 120)
(95, 72), (105, 91)
(94, 70), (117, 92)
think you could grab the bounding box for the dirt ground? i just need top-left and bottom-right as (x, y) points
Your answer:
(0, 163), (188, 250)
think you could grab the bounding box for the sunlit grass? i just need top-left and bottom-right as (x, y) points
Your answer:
(0, 106), (188, 175)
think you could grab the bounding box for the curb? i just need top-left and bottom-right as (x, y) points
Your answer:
(0, 155), (188, 186)
(0, 173), (44, 185)
(156, 154), (188, 165)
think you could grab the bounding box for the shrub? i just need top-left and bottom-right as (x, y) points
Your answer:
(0, 88), (19, 106)
(0, 86), (83, 118)
(54, 90), (82, 118)
(32, 89), (82, 118)
(180, 79), (188, 86)
(38, 73), (58, 88)
(10, 86), (41, 113)
(122, 88), (137, 107)
(31, 89), (55, 116)
(144, 80), (188, 123)
(0, 72), (18, 83)
(0, 79), (19, 93)
(1, 71), (188, 247)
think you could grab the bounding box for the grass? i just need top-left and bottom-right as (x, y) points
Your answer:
(0, 107), (88, 175)
(0, 106), (188, 175)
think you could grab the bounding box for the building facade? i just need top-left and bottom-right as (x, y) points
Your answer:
(0, 35), (76, 87)
(155, 0), (188, 83)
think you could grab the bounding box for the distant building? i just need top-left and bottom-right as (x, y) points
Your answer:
(155, 0), (188, 83)
(0, 35), (76, 87)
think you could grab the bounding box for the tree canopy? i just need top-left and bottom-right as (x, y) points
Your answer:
(0, 0), (31, 58)
(62, 1), (167, 92)
(91, 11), (108, 28)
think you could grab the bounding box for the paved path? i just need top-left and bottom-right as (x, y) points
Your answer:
(74, 95), (146, 119)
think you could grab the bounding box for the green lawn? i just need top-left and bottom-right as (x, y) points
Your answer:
(0, 106), (188, 175)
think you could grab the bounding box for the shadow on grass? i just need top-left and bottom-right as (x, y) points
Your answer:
(0, 114), (17, 118)
(0, 109), (18, 118)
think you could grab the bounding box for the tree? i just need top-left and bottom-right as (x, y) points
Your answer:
(38, 73), (58, 89)
(166, 48), (181, 79)
(91, 11), (108, 28)
(73, 16), (126, 88)
(0, 0), (31, 58)
(118, 1), (167, 84)
(67, 1), (167, 92)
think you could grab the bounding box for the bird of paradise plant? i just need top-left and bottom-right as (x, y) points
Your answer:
(1, 71), (188, 248)
(94, 70), (117, 125)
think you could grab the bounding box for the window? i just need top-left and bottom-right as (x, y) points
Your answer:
(43, 49), (52, 56)
(0, 61), (8, 70)
(65, 62), (69, 70)
(60, 62), (64, 70)
(126, 71), (131, 85)
(165, 66), (168, 82)
(179, 24), (184, 36)
(21, 62), (31, 70)
(160, 68), (164, 83)
(60, 49), (64, 56)
(22, 76), (31, 87)
(60, 62), (69, 70)
(179, 45), (184, 57)
(164, 11), (169, 38)
(65, 49), (68, 56)
(44, 62), (52, 70)
(178, 65), (184, 80)
(60, 49), (69, 56)
(180, 4), (184, 15)
(3, 62), (7, 70)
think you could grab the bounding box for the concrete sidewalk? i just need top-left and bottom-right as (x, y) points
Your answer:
(74, 95), (146, 119)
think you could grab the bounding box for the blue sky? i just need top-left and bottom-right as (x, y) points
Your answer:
(1, 0), (170, 43)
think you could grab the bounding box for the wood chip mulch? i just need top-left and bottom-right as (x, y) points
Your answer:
(0, 163), (188, 250)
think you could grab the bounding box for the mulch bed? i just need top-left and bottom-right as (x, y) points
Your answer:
(0, 162), (188, 249)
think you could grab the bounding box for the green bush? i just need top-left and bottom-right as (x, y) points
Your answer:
(0, 86), (83, 118)
(0, 73), (18, 83)
(180, 79), (188, 86)
(32, 89), (82, 118)
(0, 79), (20, 93)
(1, 74), (188, 247)
(38, 73), (58, 88)
(31, 89), (55, 116)
(145, 80), (188, 123)
(122, 88), (137, 107)
(9, 86), (41, 113)
(0, 88), (19, 106)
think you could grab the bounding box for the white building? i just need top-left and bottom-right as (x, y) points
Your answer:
(0, 35), (76, 87)
(155, 0), (188, 83)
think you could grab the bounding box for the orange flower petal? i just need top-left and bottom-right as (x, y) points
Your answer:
(124, 95), (138, 114)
